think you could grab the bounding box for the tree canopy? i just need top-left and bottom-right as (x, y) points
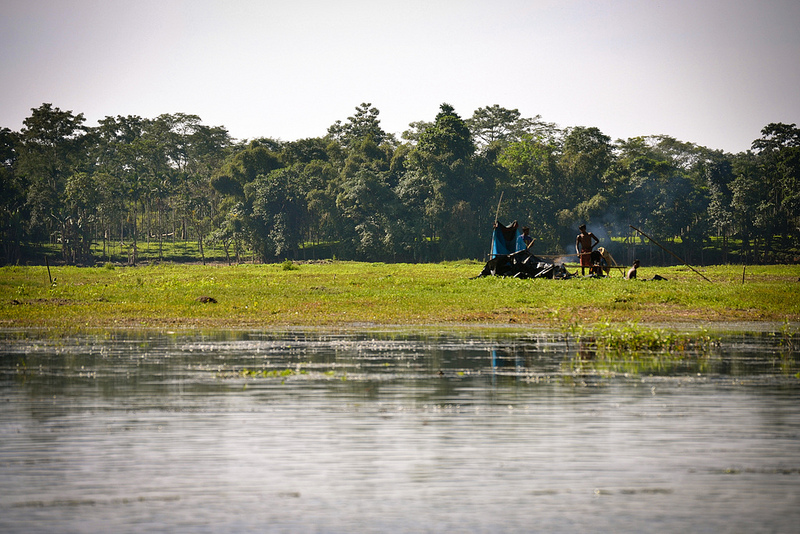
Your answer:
(1, 102), (797, 266)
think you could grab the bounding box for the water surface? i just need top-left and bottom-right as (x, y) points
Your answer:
(1, 328), (799, 533)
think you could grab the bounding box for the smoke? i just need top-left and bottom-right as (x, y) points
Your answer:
(561, 212), (643, 266)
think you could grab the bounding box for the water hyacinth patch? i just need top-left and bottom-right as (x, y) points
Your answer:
(566, 321), (717, 354)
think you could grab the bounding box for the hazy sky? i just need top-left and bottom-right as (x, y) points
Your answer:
(2, 0), (799, 153)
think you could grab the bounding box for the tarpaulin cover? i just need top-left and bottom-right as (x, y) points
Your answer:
(481, 220), (571, 279)
(491, 221), (521, 258)
(477, 249), (570, 279)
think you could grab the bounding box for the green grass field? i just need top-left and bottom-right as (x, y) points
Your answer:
(1, 261), (798, 332)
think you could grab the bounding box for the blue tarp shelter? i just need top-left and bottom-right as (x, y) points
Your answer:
(480, 220), (569, 279)
(491, 221), (522, 258)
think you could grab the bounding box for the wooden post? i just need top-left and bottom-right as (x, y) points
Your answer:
(45, 256), (52, 285)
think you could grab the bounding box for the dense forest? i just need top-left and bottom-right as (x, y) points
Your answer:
(1, 102), (798, 267)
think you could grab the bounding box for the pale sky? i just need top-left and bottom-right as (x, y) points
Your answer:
(2, 0), (799, 153)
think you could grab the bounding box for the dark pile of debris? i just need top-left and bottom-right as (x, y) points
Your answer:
(476, 249), (571, 279)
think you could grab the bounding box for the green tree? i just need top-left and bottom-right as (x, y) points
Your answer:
(94, 114), (152, 264)
(468, 105), (523, 148)
(296, 159), (339, 251)
(549, 126), (615, 247)
(394, 169), (434, 260)
(404, 103), (489, 259)
(211, 140), (282, 199)
(730, 151), (773, 260)
(401, 120), (433, 144)
(751, 123), (800, 253)
(467, 105), (558, 153)
(336, 167), (398, 259)
(610, 136), (708, 262)
(559, 126), (613, 201)
(244, 167), (306, 261)
(64, 171), (100, 263)
(332, 135), (399, 260)
(209, 201), (247, 264)
(327, 103), (391, 148)
(92, 171), (125, 261)
(703, 151), (735, 262)
(280, 137), (329, 166)
(160, 116), (232, 262)
(0, 128), (23, 264)
(497, 134), (563, 250)
(17, 103), (90, 263)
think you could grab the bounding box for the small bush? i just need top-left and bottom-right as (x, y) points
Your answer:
(281, 260), (298, 271)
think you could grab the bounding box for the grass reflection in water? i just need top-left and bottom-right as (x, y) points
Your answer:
(564, 322), (716, 378)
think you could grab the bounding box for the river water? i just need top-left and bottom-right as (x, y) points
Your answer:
(1, 327), (799, 533)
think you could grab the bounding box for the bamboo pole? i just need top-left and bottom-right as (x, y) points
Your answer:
(494, 191), (504, 223)
(489, 191), (504, 258)
(629, 225), (712, 283)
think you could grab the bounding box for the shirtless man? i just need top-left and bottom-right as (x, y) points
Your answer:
(626, 259), (640, 279)
(575, 224), (600, 276)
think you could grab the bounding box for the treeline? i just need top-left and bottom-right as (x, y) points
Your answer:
(1, 102), (798, 266)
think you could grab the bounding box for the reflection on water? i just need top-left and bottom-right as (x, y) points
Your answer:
(1, 328), (799, 533)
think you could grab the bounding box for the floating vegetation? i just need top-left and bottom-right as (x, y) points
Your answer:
(236, 367), (307, 378)
(559, 322), (721, 378)
(212, 367), (309, 379)
(565, 321), (716, 355)
(778, 320), (799, 352)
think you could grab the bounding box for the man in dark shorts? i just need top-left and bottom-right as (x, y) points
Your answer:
(575, 224), (600, 276)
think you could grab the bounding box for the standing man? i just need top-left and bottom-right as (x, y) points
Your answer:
(575, 224), (600, 276)
(517, 226), (535, 252)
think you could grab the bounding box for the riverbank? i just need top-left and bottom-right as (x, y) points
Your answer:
(1, 261), (798, 331)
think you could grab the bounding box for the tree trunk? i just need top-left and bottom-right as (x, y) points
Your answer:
(158, 204), (163, 261)
(130, 204), (138, 266)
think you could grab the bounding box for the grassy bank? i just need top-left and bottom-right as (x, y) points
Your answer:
(1, 261), (798, 331)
